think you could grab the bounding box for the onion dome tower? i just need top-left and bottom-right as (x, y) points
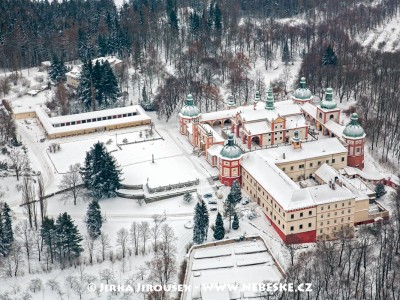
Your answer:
(179, 94), (201, 135)
(316, 87), (341, 127)
(292, 77), (313, 104)
(343, 113), (366, 169)
(219, 134), (243, 186)
(227, 95), (236, 109)
(265, 87), (275, 110)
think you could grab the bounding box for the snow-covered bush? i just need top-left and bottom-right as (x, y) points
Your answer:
(34, 75), (44, 83)
(21, 78), (31, 88)
(28, 278), (42, 293)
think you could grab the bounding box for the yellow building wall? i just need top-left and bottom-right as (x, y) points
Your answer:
(276, 152), (348, 181)
(354, 198), (370, 224)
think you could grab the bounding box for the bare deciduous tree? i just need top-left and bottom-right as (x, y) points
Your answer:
(98, 233), (110, 262)
(9, 149), (29, 181)
(116, 228), (129, 259)
(130, 221), (141, 256)
(151, 214), (165, 253)
(58, 163), (84, 205)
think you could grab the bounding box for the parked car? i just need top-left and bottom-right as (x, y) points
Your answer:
(203, 193), (213, 199)
(209, 207), (218, 211)
(208, 200), (217, 205)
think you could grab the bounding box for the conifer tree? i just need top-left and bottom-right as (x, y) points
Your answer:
(49, 54), (67, 83)
(231, 180), (242, 204)
(223, 193), (237, 229)
(282, 41), (290, 65)
(85, 200), (103, 238)
(322, 45), (337, 66)
(0, 213), (4, 256)
(1, 202), (13, 255)
(41, 216), (56, 263)
(77, 60), (94, 110)
(213, 212), (225, 240)
(81, 142), (122, 199)
(214, 3), (222, 31)
(55, 212), (83, 264)
(375, 183), (386, 198)
(193, 200), (209, 244)
(183, 192), (193, 203)
(200, 200), (209, 239)
(232, 212), (239, 230)
(100, 61), (119, 108)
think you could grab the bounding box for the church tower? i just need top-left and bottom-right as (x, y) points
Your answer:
(343, 113), (365, 169)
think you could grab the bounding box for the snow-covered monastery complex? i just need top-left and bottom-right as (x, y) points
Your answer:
(179, 78), (389, 244)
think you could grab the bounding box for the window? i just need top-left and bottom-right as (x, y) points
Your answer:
(321, 214), (324, 218)
(310, 163), (313, 167)
(318, 161), (321, 166)
(342, 203), (344, 207)
(341, 157), (345, 162)
(299, 224), (303, 229)
(320, 229), (323, 234)
(332, 159), (336, 163)
(328, 205), (330, 209)
(348, 209), (351, 213)
(290, 166), (294, 171)
(309, 211), (312, 215)
(348, 217), (350, 220)
(327, 213), (330, 217)
(299, 164), (304, 169)
(320, 222), (323, 226)
(291, 214), (294, 219)
(283, 225), (285, 229)
(308, 223), (312, 228)
(282, 168), (286, 171)
(335, 204), (337, 208)
(327, 221), (330, 225)
(278, 220), (280, 225)
(348, 201), (351, 205)
(290, 226), (294, 231)
(321, 207), (324, 211)
(300, 212), (303, 217)
(335, 212), (337, 216)
(326, 160), (329, 164)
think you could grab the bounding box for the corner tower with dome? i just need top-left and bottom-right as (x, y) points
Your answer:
(179, 94), (201, 138)
(219, 134), (243, 186)
(292, 77), (313, 104)
(343, 113), (366, 169)
(316, 87), (341, 131)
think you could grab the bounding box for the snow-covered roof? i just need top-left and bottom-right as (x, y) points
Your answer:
(243, 121), (270, 135)
(184, 239), (282, 300)
(316, 164), (373, 199)
(242, 142), (357, 211)
(301, 102), (317, 118)
(324, 120), (345, 139)
(256, 138), (347, 164)
(286, 114), (307, 129)
(241, 153), (301, 209)
(207, 144), (223, 156)
(199, 124), (224, 142)
(36, 105), (151, 135)
(240, 100), (303, 123)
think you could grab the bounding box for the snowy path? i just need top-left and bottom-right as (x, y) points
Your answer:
(16, 124), (55, 195)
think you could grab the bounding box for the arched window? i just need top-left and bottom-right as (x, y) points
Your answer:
(319, 112), (323, 119)
(330, 114), (334, 119)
